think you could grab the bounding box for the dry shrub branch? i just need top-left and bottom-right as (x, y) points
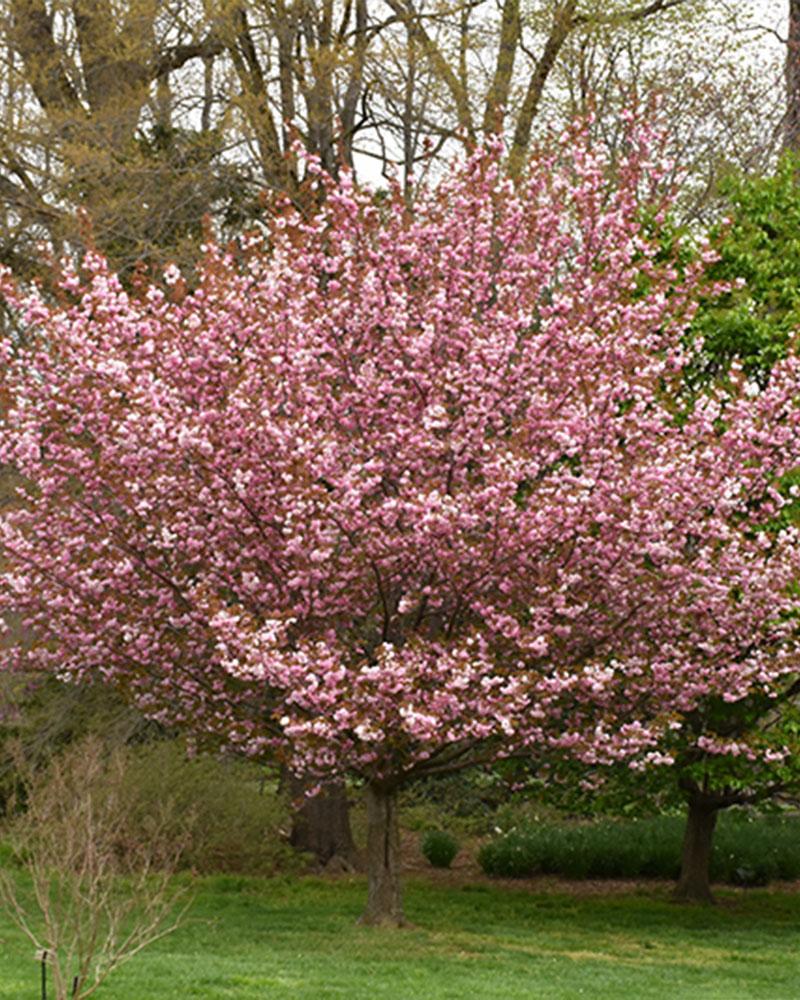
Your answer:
(0, 736), (192, 1000)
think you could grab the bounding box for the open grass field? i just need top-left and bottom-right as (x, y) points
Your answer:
(2, 874), (800, 999)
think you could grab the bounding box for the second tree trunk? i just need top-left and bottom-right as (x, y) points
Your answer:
(288, 775), (361, 870)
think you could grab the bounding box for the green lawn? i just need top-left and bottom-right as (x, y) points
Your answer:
(1, 875), (799, 999)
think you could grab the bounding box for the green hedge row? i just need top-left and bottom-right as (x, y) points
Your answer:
(478, 814), (800, 886)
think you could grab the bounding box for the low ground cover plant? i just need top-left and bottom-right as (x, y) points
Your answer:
(3, 875), (800, 1000)
(478, 813), (800, 885)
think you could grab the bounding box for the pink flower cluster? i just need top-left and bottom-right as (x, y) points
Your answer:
(2, 122), (800, 785)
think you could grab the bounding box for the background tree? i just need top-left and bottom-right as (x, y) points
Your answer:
(550, 2), (784, 223)
(0, 0), (239, 274)
(690, 155), (800, 384)
(533, 155), (800, 904)
(0, 0), (787, 277)
(359, 0), (785, 210)
(668, 153), (800, 904)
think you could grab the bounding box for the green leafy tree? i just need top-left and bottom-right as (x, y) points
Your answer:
(689, 154), (800, 388)
(582, 162), (800, 903)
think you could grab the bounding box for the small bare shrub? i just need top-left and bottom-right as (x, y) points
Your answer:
(0, 736), (191, 1000)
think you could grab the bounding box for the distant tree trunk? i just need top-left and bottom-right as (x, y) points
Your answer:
(674, 793), (719, 904)
(508, 0), (578, 177)
(287, 774), (360, 871)
(785, 0), (800, 151)
(359, 782), (406, 926)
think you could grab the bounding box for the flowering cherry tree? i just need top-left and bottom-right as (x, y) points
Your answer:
(2, 124), (800, 924)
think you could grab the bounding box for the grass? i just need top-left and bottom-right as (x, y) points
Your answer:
(2, 874), (800, 999)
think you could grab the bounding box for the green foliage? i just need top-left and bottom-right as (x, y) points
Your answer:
(120, 742), (301, 875)
(547, 160), (800, 814)
(478, 812), (800, 885)
(400, 769), (511, 836)
(712, 813), (800, 886)
(689, 154), (800, 388)
(479, 815), (681, 880)
(420, 830), (459, 869)
(0, 677), (159, 817)
(0, 839), (16, 868)
(0, 681), (300, 877)
(512, 759), (681, 820)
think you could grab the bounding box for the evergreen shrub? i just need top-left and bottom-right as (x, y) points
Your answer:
(421, 830), (459, 869)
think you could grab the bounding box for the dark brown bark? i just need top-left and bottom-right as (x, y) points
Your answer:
(287, 774), (360, 870)
(359, 782), (405, 926)
(674, 794), (719, 904)
(302, 0), (337, 175)
(274, 0), (299, 150)
(340, 0), (368, 167)
(605, 0), (689, 22)
(786, 0), (800, 152)
(153, 39), (225, 81)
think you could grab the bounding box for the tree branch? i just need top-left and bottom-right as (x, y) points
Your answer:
(8, 0), (84, 116)
(152, 38), (225, 81)
(383, 0), (476, 140)
(620, 0), (689, 22)
(576, 0), (690, 26)
(509, 0), (578, 176)
(226, 6), (293, 193)
(482, 0), (520, 135)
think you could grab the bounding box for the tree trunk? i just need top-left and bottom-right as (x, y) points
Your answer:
(287, 774), (360, 871)
(508, 0), (577, 177)
(359, 782), (406, 926)
(674, 795), (719, 904)
(786, 0), (800, 151)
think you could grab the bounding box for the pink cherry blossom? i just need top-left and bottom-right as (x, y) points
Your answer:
(2, 119), (800, 922)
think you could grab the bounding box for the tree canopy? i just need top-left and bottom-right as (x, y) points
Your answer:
(2, 120), (800, 921)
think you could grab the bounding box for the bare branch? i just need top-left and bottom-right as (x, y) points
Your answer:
(152, 37), (225, 81)
(580, 0), (691, 25)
